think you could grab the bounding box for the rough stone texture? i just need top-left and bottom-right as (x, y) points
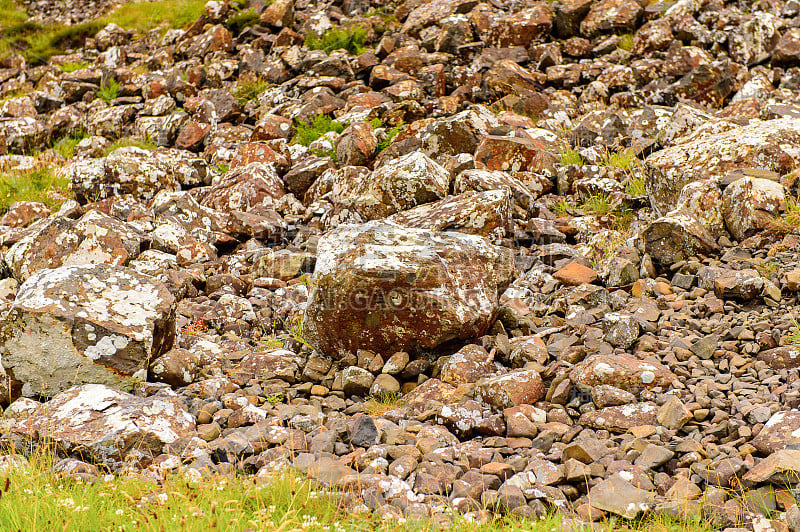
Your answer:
(0, 265), (176, 398)
(753, 411), (800, 454)
(640, 213), (719, 270)
(474, 369), (545, 409)
(571, 355), (676, 393)
(13, 384), (194, 466)
(644, 118), (800, 216)
(721, 176), (785, 242)
(304, 221), (515, 359)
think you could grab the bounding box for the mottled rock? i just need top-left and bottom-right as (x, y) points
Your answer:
(13, 384), (194, 465)
(589, 473), (654, 519)
(641, 213), (719, 270)
(753, 411), (800, 454)
(579, 402), (659, 433)
(304, 221), (514, 359)
(1, 265), (175, 397)
(475, 369), (545, 410)
(571, 355), (676, 393)
(721, 176), (785, 242)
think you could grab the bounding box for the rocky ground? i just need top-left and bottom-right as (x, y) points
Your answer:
(5, 0), (800, 529)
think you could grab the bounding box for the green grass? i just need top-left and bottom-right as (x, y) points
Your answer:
(580, 193), (612, 215)
(293, 114), (345, 147)
(363, 393), (404, 416)
(52, 130), (88, 159)
(601, 148), (637, 170)
(787, 318), (800, 346)
(0, 449), (724, 532)
(625, 175), (646, 196)
(370, 118), (403, 153)
(234, 77), (270, 105)
(102, 136), (156, 156)
(96, 78), (119, 103)
(225, 8), (260, 35)
(0, 0), (206, 64)
(0, 168), (72, 212)
(59, 61), (89, 73)
(559, 148), (585, 166)
(304, 26), (368, 55)
(618, 33), (634, 51)
(552, 198), (574, 217)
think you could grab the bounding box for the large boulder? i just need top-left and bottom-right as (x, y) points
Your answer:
(640, 212), (719, 269)
(0, 265), (176, 398)
(644, 118), (800, 216)
(721, 176), (785, 241)
(4, 211), (149, 282)
(303, 221), (515, 359)
(13, 384), (194, 466)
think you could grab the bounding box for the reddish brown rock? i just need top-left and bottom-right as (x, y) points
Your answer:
(580, 0), (643, 38)
(475, 369), (545, 409)
(553, 261), (598, 286)
(579, 403), (659, 433)
(571, 355), (676, 393)
(439, 345), (495, 386)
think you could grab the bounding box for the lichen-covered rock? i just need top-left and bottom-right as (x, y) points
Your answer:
(13, 384), (194, 466)
(571, 355), (676, 393)
(752, 411), (800, 454)
(644, 118), (800, 216)
(671, 179), (727, 240)
(579, 402), (659, 433)
(475, 369), (545, 410)
(67, 147), (181, 203)
(201, 162), (285, 212)
(345, 152), (450, 221)
(580, 0), (643, 38)
(721, 176), (785, 242)
(388, 189), (513, 239)
(640, 213), (719, 270)
(439, 344), (494, 385)
(758, 347), (800, 370)
(713, 269), (764, 301)
(228, 349), (303, 385)
(0, 264), (176, 398)
(303, 220), (515, 359)
(4, 211), (148, 282)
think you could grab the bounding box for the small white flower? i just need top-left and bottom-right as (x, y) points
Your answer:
(115, 509), (124, 516)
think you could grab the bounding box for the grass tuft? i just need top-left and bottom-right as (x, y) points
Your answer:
(304, 26), (367, 55)
(625, 175), (646, 196)
(225, 8), (260, 35)
(102, 136), (156, 156)
(601, 148), (637, 170)
(293, 114), (345, 147)
(618, 33), (634, 51)
(95, 78), (119, 103)
(0, 168), (72, 213)
(371, 118), (403, 153)
(58, 61), (89, 73)
(234, 77), (270, 106)
(559, 148), (585, 166)
(52, 130), (89, 159)
(363, 393), (404, 416)
(580, 193), (612, 215)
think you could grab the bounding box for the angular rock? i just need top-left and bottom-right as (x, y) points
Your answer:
(475, 369), (545, 410)
(571, 355), (676, 393)
(579, 403), (659, 433)
(589, 473), (654, 519)
(439, 344), (494, 386)
(13, 384), (194, 466)
(304, 221), (515, 359)
(753, 411), (800, 455)
(721, 176), (785, 242)
(641, 213), (719, 270)
(1, 265), (175, 398)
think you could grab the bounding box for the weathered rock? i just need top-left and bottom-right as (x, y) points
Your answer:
(602, 312), (640, 349)
(640, 213), (719, 270)
(475, 369), (545, 410)
(201, 163), (285, 212)
(304, 221), (515, 359)
(580, 0), (642, 38)
(579, 403), (659, 433)
(439, 344), (494, 386)
(721, 176), (785, 242)
(229, 349), (302, 385)
(743, 450), (800, 484)
(713, 269), (764, 301)
(0, 265), (176, 398)
(13, 384), (194, 466)
(571, 355), (676, 393)
(589, 473), (654, 519)
(753, 412), (800, 454)
(759, 347), (800, 370)
(645, 119), (800, 216)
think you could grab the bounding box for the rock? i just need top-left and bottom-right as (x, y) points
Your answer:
(743, 450), (800, 484)
(342, 366), (375, 397)
(658, 395), (692, 430)
(671, 179), (727, 240)
(588, 473), (654, 519)
(713, 269), (764, 301)
(553, 261), (598, 286)
(439, 344), (494, 385)
(640, 213), (719, 270)
(721, 176), (785, 242)
(13, 384), (194, 466)
(571, 354), (676, 393)
(475, 369), (545, 410)
(579, 403), (659, 433)
(602, 312), (640, 349)
(348, 414), (379, 447)
(580, 0), (642, 38)
(1, 265), (176, 398)
(201, 163), (285, 212)
(634, 443), (674, 469)
(260, 0), (293, 27)
(389, 189), (513, 240)
(304, 221), (515, 359)
(4, 211), (149, 282)
(370, 374), (400, 396)
(345, 152), (450, 221)
(592, 385), (636, 408)
(335, 121), (377, 167)
(229, 349), (302, 385)
(759, 347), (800, 370)
(645, 118), (800, 216)
(753, 411), (800, 454)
